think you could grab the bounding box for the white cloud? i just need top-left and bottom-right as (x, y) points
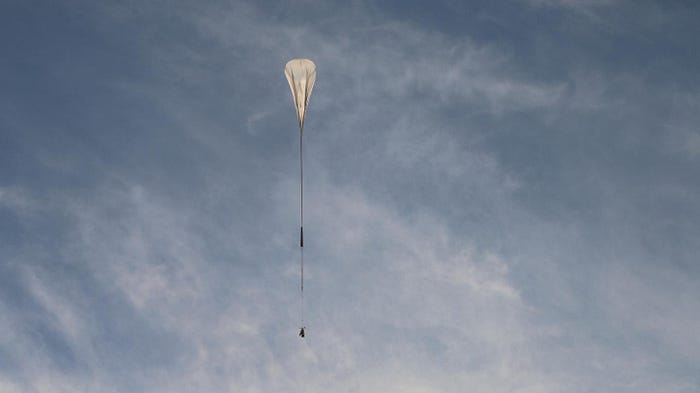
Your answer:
(5, 167), (532, 392)
(0, 187), (34, 212)
(524, 0), (618, 9)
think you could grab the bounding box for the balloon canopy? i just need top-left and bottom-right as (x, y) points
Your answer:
(285, 58), (317, 131)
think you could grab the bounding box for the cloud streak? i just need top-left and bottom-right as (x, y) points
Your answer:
(1, 0), (699, 392)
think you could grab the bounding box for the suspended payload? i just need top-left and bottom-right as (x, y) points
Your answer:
(285, 58), (316, 339)
(285, 59), (317, 131)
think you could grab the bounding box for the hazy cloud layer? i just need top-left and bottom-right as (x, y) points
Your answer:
(1, 0), (699, 392)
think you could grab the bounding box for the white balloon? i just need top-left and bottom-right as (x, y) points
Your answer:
(285, 58), (317, 131)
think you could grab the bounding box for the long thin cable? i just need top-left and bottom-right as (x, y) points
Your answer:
(299, 126), (304, 328)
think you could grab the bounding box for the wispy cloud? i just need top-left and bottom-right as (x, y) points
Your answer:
(1, 0), (699, 392)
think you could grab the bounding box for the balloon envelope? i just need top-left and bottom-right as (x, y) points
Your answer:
(285, 59), (316, 130)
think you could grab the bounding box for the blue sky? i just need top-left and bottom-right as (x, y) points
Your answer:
(1, 0), (699, 391)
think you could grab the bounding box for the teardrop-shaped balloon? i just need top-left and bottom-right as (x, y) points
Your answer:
(285, 59), (317, 131)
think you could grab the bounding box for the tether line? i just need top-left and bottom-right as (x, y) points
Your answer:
(299, 125), (304, 328)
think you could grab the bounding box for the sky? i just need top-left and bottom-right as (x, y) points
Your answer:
(1, 0), (699, 392)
